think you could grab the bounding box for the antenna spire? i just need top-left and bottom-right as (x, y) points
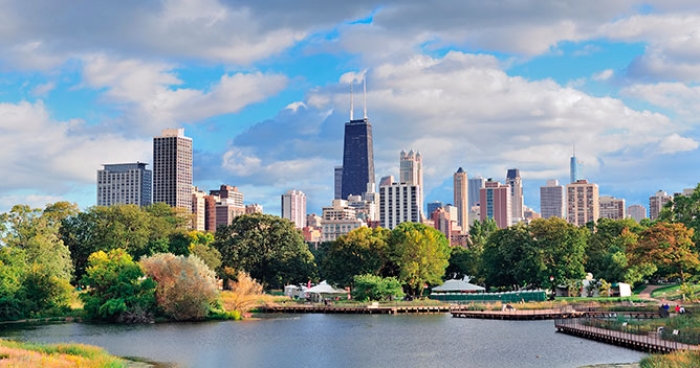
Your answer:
(350, 81), (354, 121)
(363, 74), (367, 119)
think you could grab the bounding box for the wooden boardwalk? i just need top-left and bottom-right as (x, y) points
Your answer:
(451, 308), (583, 320)
(555, 319), (700, 353)
(259, 304), (452, 315)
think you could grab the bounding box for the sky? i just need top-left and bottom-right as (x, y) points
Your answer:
(2, 0), (700, 216)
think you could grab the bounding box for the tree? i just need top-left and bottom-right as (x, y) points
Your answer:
(587, 218), (643, 284)
(659, 183), (700, 245)
(482, 224), (535, 288)
(0, 247), (27, 320)
(351, 274), (404, 301)
(388, 223), (451, 296)
(445, 246), (479, 281)
(222, 271), (264, 318)
(321, 227), (390, 287)
(213, 213), (315, 289)
(141, 253), (219, 321)
(529, 218), (587, 289)
(628, 222), (700, 282)
(468, 218), (498, 250)
(80, 249), (156, 323)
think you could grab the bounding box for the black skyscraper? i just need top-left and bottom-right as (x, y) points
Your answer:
(341, 118), (375, 199)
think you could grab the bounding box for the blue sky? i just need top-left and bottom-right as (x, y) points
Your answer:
(1, 0), (700, 218)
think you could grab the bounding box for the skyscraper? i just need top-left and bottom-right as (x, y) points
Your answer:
(453, 168), (468, 232)
(211, 185), (245, 228)
(506, 168), (524, 224)
(341, 85), (375, 202)
(468, 176), (485, 209)
(649, 190), (672, 220)
(153, 128), (193, 211)
(566, 179), (599, 226)
(540, 179), (565, 219)
(426, 201), (444, 217)
(282, 189), (307, 229)
(399, 149), (422, 187)
(479, 179), (512, 229)
(334, 166), (343, 199)
(97, 162), (152, 207)
(570, 147), (581, 183)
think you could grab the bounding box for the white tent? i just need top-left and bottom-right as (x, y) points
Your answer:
(305, 281), (346, 295)
(432, 276), (485, 293)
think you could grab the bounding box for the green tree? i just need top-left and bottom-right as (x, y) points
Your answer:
(388, 223), (451, 296)
(482, 224), (535, 288)
(80, 249), (156, 323)
(445, 246), (479, 281)
(587, 218), (643, 283)
(141, 253), (219, 321)
(659, 183), (700, 245)
(0, 246), (27, 320)
(529, 218), (587, 289)
(213, 213), (314, 289)
(321, 227), (390, 287)
(351, 274), (404, 301)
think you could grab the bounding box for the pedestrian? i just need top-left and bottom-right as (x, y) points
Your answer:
(675, 304), (681, 313)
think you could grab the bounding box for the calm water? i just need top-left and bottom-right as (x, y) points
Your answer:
(1, 314), (646, 368)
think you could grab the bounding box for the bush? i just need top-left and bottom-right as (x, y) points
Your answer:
(220, 271), (264, 317)
(352, 274), (404, 301)
(141, 253), (219, 321)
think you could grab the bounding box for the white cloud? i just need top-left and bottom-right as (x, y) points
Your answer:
(592, 69), (614, 81)
(81, 54), (287, 132)
(30, 81), (55, 96)
(0, 100), (151, 192)
(621, 82), (700, 116)
(658, 134), (699, 154)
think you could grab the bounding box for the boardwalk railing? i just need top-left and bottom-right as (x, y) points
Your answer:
(555, 317), (700, 353)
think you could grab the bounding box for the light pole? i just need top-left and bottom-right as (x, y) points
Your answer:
(549, 276), (555, 301)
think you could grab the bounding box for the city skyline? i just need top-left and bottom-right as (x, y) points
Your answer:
(1, 1), (700, 216)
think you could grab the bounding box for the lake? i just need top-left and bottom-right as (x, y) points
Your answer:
(1, 314), (646, 367)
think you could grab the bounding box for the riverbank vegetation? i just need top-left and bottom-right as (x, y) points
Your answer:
(5, 184), (700, 322)
(0, 339), (127, 367)
(641, 350), (700, 368)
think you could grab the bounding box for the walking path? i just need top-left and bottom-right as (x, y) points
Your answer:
(638, 285), (665, 300)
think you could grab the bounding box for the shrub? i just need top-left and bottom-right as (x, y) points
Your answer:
(141, 253), (219, 321)
(352, 274), (404, 301)
(220, 271), (264, 317)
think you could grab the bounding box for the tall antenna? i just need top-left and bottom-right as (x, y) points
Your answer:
(363, 74), (367, 119)
(350, 81), (354, 121)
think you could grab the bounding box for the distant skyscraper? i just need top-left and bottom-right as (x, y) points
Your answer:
(97, 162), (152, 207)
(192, 187), (206, 231)
(599, 196), (626, 220)
(153, 128), (193, 211)
(211, 185), (245, 228)
(627, 204), (647, 223)
(379, 175), (394, 187)
(427, 201), (444, 217)
(453, 168), (468, 232)
(649, 190), (673, 220)
(281, 189), (306, 229)
(570, 147), (581, 183)
(334, 166), (343, 200)
(506, 169), (524, 225)
(468, 176), (485, 209)
(341, 117), (375, 199)
(540, 179), (565, 220)
(566, 179), (599, 226)
(379, 183), (421, 230)
(479, 179), (512, 229)
(399, 149), (423, 187)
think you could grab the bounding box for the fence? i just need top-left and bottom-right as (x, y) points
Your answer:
(430, 290), (547, 303)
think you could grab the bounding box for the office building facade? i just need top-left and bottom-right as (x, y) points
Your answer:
(540, 179), (565, 220)
(453, 167), (468, 232)
(341, 118), (375, 199)
(282, 189), (306, 229)
(379, 182), (421, 230)
(153, 128), (193, 211)
(97, 162), (152, 207)
(649, 190), (673, 220)
(506, 168), (524, 224)
(599, 196), (626, 220)
(566, 179), (599, 226)
(627, 204), (647, 223)
(479, 179), (512, 229)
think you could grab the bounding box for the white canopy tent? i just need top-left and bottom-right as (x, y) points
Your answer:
(304, 281), (346, 302)
(432, 276), (485, 293)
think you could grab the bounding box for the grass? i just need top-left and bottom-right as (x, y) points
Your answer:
(650, 284), (700, 301)
(641, 350), (700, 368)
(0, 339), (127, 367)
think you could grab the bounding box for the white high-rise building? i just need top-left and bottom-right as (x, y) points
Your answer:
(540, 179), (565, 220)
(97, 162), (152, 207)
(281, 189), (306, 229)
(506, 169), (524, 225)
(192, 187), (206, 231)
(400, 149), (423, 218)
(379, 182), (422, 230)
(153, 128), (193, 211)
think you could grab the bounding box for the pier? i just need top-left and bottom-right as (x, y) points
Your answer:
(451, 308), (583, 320)
(555, 318), (700, 353)
(259, 304), (452, 315)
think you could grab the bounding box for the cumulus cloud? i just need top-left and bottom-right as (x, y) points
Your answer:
(0, 100), (151, 192)
(621, 82), (700, 116)
(593, 69), (614, 81)
(658, 134), (699, 154)
(80, 54), (287, 133)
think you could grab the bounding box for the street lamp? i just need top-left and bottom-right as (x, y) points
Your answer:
(549, 276), (555, 300)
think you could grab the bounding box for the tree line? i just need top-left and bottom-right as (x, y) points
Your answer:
(2, 184), (700, 321)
